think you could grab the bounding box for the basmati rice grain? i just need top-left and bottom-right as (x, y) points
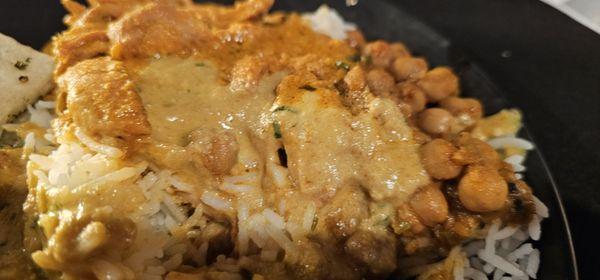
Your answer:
(35, 100), (55, 109)
(493, 268), (505, 280)
(506, 243), (533, 262)
(478, 250), (524, 276)
(533, 196), (549, 218)
(526, 249), (540, 279)
(513, 229), (529, 241)
(464, 240), (485, 257)
(302, 202), (317, 233)
(74, 128), (123, 158)
(488, 137), (535, 150)
(201, 191), (233, 213)
(24, 132), (35, 154)
(264, 223), (296, 254)
(263, 208), (285, 230)
(168, 176), (195, 193)
(493, 226), (519, 241)
(469, 257), (484, 271)
(485, 220), (501, 254)
(528, 215), (542, 241)
(465, 267), (488, 280)
(483, 263), (495, 274)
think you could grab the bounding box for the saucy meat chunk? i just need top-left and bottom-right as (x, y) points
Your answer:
(58, 57), (151, 140)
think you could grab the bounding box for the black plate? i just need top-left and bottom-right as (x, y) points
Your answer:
(0, 0), (579, 279)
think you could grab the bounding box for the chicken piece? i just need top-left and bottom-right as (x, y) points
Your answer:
(323, 186), (369, 239)
(229, 55), (270, 93)
(108, 2), (213, 59)
(58, 57), (151, 140)
(0, 33), (54, 125)
(232, 0), (274, 21)
(345, 229), (397, 276)
(187, 129), (239, 175)
(286, 241), (361, 280)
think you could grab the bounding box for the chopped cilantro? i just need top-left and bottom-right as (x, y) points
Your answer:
(335, 60), (350, 71)
(361, 55), (372, 65)
(195, 62), (206, 67)
(273, 121), (282, 139)
(273, 106), (297, 113)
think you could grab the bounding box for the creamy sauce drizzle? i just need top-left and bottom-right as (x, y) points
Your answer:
(138, 57), (284, 146)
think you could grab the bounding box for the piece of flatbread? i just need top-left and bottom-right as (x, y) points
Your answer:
(0, 33), (54, 125)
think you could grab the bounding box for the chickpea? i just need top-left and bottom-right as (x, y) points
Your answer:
(397, 82), (426, 113)
(346, 30), (366, 49)
(458, 165), (508, 212)
(417, 108), (455, 136)
(452, 133), (501, 169)
(390, 57), (428, 81)
(366, 69), (395, 96)
(440, 97), (483, 126)
(410, 184), (449, 226)
(390, 42), (410, 59)
(417, 67), (459, 102)
(363, 40), (394, 68)
(396, 204), (425, 234)
(344, 66), (367, 92)
(420, 139), (463, 180)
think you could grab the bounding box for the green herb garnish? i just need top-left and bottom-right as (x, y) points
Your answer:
(273, 121), (282, 139)
(273, 106), (297, 113)
(335, 61), (350, 71)
(376, 216), (391, 227)
(195, 62), (206, 67)
(14, 57), (31, 70)
(299, 84), (316, 91)
(361, 55), (372, 65)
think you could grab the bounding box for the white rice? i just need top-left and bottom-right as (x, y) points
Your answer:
(488, 137), (535, 151)
(74, 128), (124, 158)
(302, 5), (356, 40)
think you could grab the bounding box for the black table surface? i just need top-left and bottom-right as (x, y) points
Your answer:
(394, 0), (600, 278)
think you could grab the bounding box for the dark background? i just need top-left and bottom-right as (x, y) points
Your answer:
(394, 1), (600, 278)
(1, 0), (598, 278)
